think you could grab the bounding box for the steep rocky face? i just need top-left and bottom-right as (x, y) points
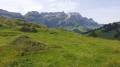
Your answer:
(0, 9), (103, 33)
(0, 9), (24, 19)
(65, 13), (99, 27)
(24, 11), (42, 23)
(24, 11), (100, 27)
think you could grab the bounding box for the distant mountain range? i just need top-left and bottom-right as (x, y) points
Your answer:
(0, 9), (24, 19)
(0, 9), (103, 33)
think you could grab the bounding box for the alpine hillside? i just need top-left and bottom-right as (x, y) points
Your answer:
(88, 22), (120, 40)
(0, 17), (120, 67)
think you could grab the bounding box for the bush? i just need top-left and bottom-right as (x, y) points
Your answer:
(73, 29), (82, 33)
(30, 26), (37, 32)
(19, 26), (30, 32)
(89, 31), (98, 37)
(19, 26), (37, 32)
(50, 30), (58, 34)
(22, 23), (30, 27)
(0, 24), (3, 27)
(31, 23), (41, 28)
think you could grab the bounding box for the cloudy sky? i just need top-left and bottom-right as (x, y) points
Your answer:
(0, 0), (120, 24)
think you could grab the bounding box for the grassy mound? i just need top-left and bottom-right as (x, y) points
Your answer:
(10, 34), (48, 54)
(0, 33), (49, 67)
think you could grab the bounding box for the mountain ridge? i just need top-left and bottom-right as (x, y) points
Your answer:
(0, 9), (103, 33)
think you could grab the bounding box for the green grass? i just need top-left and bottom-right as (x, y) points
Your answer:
(88, 22), (120, 40)
(0, 17), (120, 67)
(65, 25), (100, 33)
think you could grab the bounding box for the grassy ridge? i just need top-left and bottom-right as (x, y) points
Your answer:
(0, 17), (120, 67)
(88, 22), (120, 40)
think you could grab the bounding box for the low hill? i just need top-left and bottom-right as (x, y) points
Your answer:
(88, 22), (120, 40)
(0, 9), (103, 33)
(0, 17), (120, 67)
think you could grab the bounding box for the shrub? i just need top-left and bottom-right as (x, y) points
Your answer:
(31, 23), (41, 28)
(22, 23), (30, 27)
(118, 37), (120, 41)
(30, 26), (37, 32)
(50, 30), (58, 34)
(89, 31), (98, 37)
(19, 26), (30, 32)
(0, 24), (3, 27)
(73, 29), (82, 33)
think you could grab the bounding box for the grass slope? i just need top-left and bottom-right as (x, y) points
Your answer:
(88, 22), (120, 40)
(0, 17), (120, 67)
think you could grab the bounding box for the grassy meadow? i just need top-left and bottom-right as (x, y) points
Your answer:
(0, 17), (120, 67)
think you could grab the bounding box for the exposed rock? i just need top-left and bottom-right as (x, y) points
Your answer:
(0, 9), (103, 33)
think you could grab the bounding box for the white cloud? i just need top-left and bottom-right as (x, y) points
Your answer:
(85, 7), (120, 24)
(0, 0), (77, 14)
(0, 0), (43, 14)
(0, 0), (120, 24)
(48, 0), (56, 2)
(46, 0), (77, 12)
